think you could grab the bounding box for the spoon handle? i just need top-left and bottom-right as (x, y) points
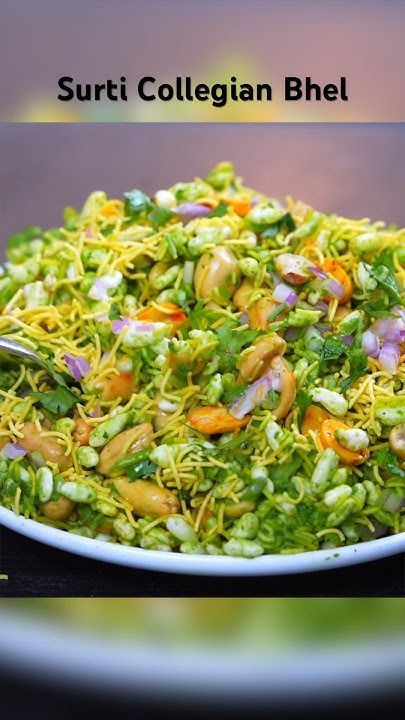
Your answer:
(0, 336), (48, 371)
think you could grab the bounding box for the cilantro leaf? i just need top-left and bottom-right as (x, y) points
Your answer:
(127, 459), (157, 480)
(320, 337), (346, 363)
(362, 290), (393, 318)
(32, 385), (78, 414)
(373, 448), (405, 479)
(216, 322), (259, 372)
(369, 250), (401, 303)
(221, 382), (248, 404)
(207, 202), (228, 218)
(124, 188), (153, 219)
(108, 303), (120, 321)
(296, 388), (312, 424)
(341, 348), (368, 391)
(115, 448), (156, 480)
(147, 206), (173, 230)
(280, 212), (296, 233)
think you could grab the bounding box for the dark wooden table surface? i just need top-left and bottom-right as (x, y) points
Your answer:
(0, 527), (403, 597)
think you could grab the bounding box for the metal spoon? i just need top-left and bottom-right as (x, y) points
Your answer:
(0, 337), (49, 372)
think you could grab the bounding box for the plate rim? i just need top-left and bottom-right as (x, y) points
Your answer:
(1, 505), (404, 576)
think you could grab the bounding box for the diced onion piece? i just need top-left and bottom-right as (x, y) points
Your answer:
(309, 265), (328, 280)
(325, 278), (344, 298)
(342, 335), (354, 346)
(314, 300), (329, 316)
(175, 203), (212, 221)
(361, 330), (380, 358)
(371, 316), (405, 343)
(111, 318), (156, 335)
(2, 442), (27, 459)
(64, 354), (92, 381)
(378, 342), (400, 375)
(228, 374), (273, 419)
(272, 283), (297, 307)
(380, 489), (405, 513)
(183, 260), (195, 285)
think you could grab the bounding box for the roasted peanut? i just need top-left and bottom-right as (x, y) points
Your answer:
(20, 422), (70, 470)
(389, 424), (405, 460)
(42, 496), (75, 521)
(97, 422), (154, 476)
(72, 417), (92, 445)
(114, 478), (179, 517)
(194, 246), (240, 301)
(233, 280), (254, 311)
(268, 356), (296, 421)
(248, 297), (278, 330)
(238, 335), (286, 382)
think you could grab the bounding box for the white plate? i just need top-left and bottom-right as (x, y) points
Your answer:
(1, 505), (404, 575)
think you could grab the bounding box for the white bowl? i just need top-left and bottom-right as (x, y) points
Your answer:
(1, 505), (404, 575)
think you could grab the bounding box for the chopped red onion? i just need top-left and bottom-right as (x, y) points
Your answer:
(361, 330), (380, 358)
(378, 342), (400, 375)
(272, 282), (297, 307)
(314, 322), (332, 334)
(342, 334), (354, 346)
(358, 520), (387, 541)
(239, 312), (249, 325)
(284, 327), (301, 342)
(111, 318), (156, 335)
(228, 373), (273, 419)
(267, 373), (282, 392)
(314, 300), (329, 316)
(380, 489), (405, 513)
(2, 443), (27, 460)
(175, 203), (212, 222)
(325, 278), (344, 298)
(88, 272), (123, 302)
(309, 265), (328, 280)
(111, 317), (131, 334)
(371, 316), (405, 344)
(64, 354), (91, 381)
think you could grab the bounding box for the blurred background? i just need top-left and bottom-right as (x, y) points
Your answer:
(0, 0), (404, 122)
(0, 123), (404, 248)
(0, 598), (404, 718)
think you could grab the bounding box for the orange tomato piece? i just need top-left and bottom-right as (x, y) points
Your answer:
(98, 371), (135, 402)
(321, 258), (353, 305)
(223, 197), (251, 217)
(137, 303), (187, 331)
(73, 418), (92, 446)
(301, 404), (331, 435)
(320, 419), (369, 466)
(188, 407), (250, 434)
